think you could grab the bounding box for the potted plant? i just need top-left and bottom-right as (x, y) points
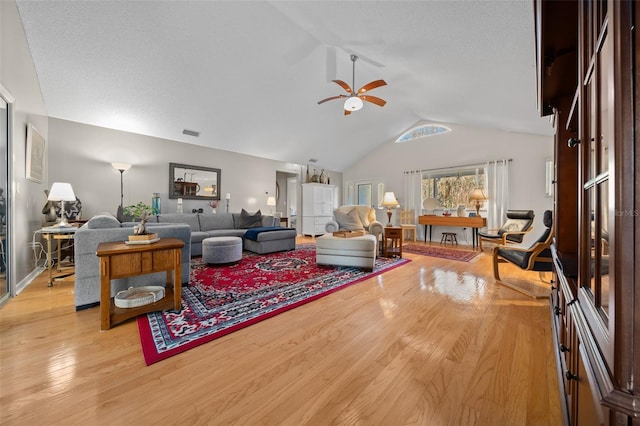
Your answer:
(123, 202), (157, 242)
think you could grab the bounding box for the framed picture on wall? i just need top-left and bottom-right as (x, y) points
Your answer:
(26, 123), (46, 183)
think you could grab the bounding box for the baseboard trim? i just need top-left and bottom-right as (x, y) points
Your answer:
(16, 266), (45, 295)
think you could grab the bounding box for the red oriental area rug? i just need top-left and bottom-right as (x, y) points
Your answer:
(402, 244), (482, 263)
(138, 244), (409, 365)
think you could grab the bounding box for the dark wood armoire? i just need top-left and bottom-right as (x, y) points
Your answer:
(535, 0), (638, 424)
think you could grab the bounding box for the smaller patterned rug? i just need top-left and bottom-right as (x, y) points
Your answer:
(402, 244), (482, 262)
(138, 244), (409, 365)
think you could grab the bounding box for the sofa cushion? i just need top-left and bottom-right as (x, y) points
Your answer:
(157, 213), (200, 232)
(237, 209), (263, 229)
(334, 208), (365, 231)
(198, 213), (235, 231)
(335, 205), (375, 228)
(87, 214), (120, 229)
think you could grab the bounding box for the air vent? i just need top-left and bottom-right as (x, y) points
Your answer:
(182, 129), (200, 137)
(308, 158), (318, 163)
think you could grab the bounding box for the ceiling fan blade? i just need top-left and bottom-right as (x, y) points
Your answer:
(332, 80), (353, 94)
(357, 79), (387, 94)
(344, 109), (352, 116)
(317, 95), (347, 105)
(360, 95), (387, 107)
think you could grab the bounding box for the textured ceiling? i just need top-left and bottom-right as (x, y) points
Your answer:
(16, 0), (551, 171)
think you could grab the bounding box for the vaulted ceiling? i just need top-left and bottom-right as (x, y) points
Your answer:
(16, 0), (551, 171)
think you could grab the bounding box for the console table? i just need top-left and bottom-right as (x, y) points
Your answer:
(96, 238), (184, 330)
(418, 215), (487, 249)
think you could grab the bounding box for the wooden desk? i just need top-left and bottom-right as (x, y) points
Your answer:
(96, 238), (184, 330)
(41, 227), (77, 287)
(418, 215), (487, 249)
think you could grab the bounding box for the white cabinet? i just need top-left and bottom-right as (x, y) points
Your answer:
(302, 183), (335, 236)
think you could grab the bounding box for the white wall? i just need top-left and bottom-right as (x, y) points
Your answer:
(343, 122), (554, 245)
(1, 0), (50, 290)
(48, 118), (343, 224)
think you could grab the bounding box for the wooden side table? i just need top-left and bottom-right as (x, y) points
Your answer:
(383, 226), (403, 258)
(96, 238), (184, 330)
(40, 227), (77, 287)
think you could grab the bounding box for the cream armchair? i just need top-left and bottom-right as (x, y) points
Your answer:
(325, 205), (383, 240)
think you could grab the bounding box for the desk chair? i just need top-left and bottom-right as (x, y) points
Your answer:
(399, 210), (417, 242)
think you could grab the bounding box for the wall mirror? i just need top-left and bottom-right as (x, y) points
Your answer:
(169, 162), (221, 200)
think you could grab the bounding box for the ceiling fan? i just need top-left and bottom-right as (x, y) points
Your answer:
(317, 54), (387, 115)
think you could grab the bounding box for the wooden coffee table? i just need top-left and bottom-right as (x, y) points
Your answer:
(96, 238), (184, 330)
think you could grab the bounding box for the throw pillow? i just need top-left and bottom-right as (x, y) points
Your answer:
(334, 208), (365, 231)
(238, 209), (263, 229)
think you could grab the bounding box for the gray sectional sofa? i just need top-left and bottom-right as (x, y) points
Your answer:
(73, 212), (295, 310)
(149, 212), (281, 256)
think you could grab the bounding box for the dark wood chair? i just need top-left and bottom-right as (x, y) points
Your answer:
(492, 210), (553, 298)
(478, 209), (535, 250)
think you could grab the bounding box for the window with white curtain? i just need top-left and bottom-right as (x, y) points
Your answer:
(421, 166), (485, 209)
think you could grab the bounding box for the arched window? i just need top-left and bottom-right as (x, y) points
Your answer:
(395, 124), (451, 143)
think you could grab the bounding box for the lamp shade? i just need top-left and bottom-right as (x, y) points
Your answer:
(344, 96), (363, 111)
(111, 162), (131, 172)
(381, 192), (399, 207)
(267, 196), (276, 206)
(47, 182), (76, 201)
(469, 187), (488, 201)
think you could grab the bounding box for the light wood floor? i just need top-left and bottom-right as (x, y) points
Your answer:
(0, 237), (561, 425)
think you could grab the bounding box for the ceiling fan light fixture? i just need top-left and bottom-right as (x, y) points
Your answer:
(344, 96), (363, 111)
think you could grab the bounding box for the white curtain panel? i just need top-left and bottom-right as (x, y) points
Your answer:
(403, 171), (423, 239)
(485, 159), (510, 229)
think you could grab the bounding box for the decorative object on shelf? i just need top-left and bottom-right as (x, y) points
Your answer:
(151, 193), (161, 214)
(125, 207), (159, 243)
(311, 169), (319, 182)
(47, 182), (76, 227)
(209, 200), (219, 213)
(422, 197), (439, 215)
(469, 187), (488, 217)
(267, 196), (276, 215)
(112, 162), (132, 220)
(115, 286), (165, 309)
(225, 193), (231, 212)
(443, 209), (452, 217)
(319, 169), (325, 184)
(306, 165), (311, 183)
(456, 205), (466, 217)
(381, 192), (399, 227)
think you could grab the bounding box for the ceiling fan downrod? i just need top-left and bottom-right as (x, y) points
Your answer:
(344, 55), (363, 111)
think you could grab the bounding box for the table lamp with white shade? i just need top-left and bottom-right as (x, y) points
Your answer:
(267, 196), (276, 215)
(381, 192), (399, 227)
(48, 182), (76, 227)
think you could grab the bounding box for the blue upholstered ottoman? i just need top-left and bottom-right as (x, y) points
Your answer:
(202, 236), (243, 264)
